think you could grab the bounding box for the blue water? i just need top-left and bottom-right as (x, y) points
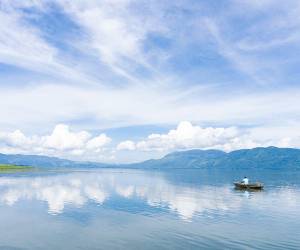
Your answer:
(0, 169), (299, 249)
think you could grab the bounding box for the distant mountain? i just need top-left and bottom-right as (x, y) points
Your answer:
(216, 147), (300, 169)
(0, 147), (300, 169)
(0, 153), (110, 169)
(126, 149), (226, 169)
(126, 147), (300, 170)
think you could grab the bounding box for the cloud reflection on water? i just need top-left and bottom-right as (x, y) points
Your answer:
(0, 174), (109, 214)
(0, 171), (299, 220)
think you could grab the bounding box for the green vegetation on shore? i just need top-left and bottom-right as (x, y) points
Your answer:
(0, 164), (34, 172)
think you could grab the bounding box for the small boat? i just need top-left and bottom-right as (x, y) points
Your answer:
(234, 182), (264, 190)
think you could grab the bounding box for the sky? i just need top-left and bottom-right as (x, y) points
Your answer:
(1, 0), (300, 163)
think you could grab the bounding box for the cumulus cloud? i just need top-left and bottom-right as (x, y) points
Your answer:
(2, 121), (300, 163)
(117, 121), (259, 152)
(116, 121), (300, 155)
(43, 124), (91, 150)
(117, 140), (136, 151)
(0, 130), (32, 147)
(86, 134), (112, 150)
(0, 124), (111, 160)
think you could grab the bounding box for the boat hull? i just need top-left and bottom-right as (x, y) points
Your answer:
(234, 182), (264, 190)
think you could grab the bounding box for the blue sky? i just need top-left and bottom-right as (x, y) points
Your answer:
(1, 0), (300, 163)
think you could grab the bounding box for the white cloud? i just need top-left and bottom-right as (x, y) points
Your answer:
(0, 6), (87, 82)
(2, 120), (300, 163)
(1, 1), (300, 163)
(43, 124), (91, 150)
(0, 130), (31, 147)
(0, 124), (111, 161)
(86, 134), (111, 151)
(117, 140), (136, 151)
(133, 121), (241, 151)
(2, 83), (300, 136)
(0, 9), (54, 69)
(117, 121), (300, 154)
(204, 18), (265, 84)
(55, 0), (153, 81)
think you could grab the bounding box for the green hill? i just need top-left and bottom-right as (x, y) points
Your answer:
(0, 164), (34, 172)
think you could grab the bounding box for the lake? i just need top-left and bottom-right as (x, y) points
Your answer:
(0, 169), (299, 250)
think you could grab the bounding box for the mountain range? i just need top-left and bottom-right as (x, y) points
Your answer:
(1, 146), (300, 170)
(127, 147), (300, 170)
(0, 153), (110, 169)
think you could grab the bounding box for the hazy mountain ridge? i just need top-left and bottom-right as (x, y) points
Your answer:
(127, 147), (300, 169)
(1, 147), (300, 169)
(0, 153), (110, 169)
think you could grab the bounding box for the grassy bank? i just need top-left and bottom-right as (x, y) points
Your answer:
(0, 164), (34, 172)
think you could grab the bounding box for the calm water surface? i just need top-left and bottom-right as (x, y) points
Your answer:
(0, 169), (299, 250)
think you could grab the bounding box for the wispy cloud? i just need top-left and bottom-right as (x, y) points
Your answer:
(0, 5), (91, 83)
(0, 0), (300, 161)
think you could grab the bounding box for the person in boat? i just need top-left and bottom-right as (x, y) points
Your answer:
(242, 176), (249, 185)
